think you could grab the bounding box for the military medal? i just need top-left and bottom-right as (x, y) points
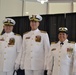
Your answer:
(8, 38), (15, 45)
(35, 35), (41, 42)
(67, 48), (73, 58)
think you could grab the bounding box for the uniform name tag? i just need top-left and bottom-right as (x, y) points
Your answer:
(26, 37), (30, 39)
(51, 48), (56, 51)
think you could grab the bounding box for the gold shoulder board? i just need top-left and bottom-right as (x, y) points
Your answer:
(15, 34), (20, 36)
(23, 31), (29, 34)
(68, 41), (75, 44)
(40, 30), (46, 33)
(51, 42), (56, 44)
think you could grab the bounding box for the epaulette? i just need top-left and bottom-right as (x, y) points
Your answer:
(14, 33), (20, 36)
(23, 31), (30, 34)
(40, 30), (46, 33)
(68, 41), (75, 44)
(51, 42), (56, 44)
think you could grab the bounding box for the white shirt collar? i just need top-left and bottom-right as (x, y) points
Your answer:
(5, 32), (14, 35)
(31, 29), (39, 33)
(58, 39), (68, 44)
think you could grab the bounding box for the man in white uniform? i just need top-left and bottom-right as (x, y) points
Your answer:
(15, 15), (50, 75)
(0, 18), (22, 75)
(47, 27), (76, 75)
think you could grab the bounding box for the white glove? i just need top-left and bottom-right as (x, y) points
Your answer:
(15, 63), (19, 70)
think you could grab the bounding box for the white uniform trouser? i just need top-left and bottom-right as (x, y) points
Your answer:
(0, 71), (14, 75)
(25, 70), (44, 75)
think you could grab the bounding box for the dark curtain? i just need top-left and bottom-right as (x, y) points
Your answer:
(66, 13), (76, 41)
(42, 14), (65, 42)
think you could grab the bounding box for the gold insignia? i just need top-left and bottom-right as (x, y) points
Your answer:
(8, 20), (11, 23)
(59, 27), (68, 31)
(35, 35), (41, 42)
(30, 15), (40, 21)
(8, 38), (15, 45)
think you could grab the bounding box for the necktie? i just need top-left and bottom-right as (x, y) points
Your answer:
(60, 42), (64, 47)
(60, 42), (64, 45)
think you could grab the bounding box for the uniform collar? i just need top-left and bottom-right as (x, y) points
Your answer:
(58, 39), (68, 44)
(31, 29), (39, 33)
(4, 32), (14, 36)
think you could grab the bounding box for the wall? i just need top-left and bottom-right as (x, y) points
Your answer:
(0, 0), (22, 33)
(73, 2), (76, 12)
(48, 3), (73, 14)
(0, 0), (76, 33)
(24, 2), (47, 16)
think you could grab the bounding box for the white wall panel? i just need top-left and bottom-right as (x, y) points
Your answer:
(48, 3), (72, 14)
(0, 0), (22, 33)
(24, 1), (47, 16)
(73, 2), (76, 12)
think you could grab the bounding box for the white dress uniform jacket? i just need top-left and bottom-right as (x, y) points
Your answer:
(47, 39), (76, 75)
(20, 29), (50, 70)
(0, 32), (22, 72)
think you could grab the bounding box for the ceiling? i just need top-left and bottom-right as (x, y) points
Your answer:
(25, 0), (76, 3)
